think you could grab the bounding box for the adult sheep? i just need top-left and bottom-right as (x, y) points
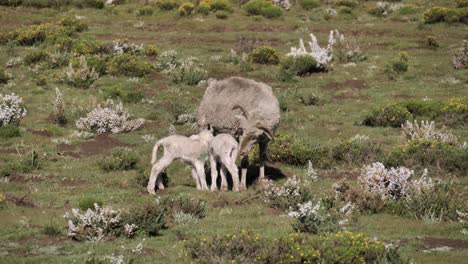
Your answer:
(197, 77), (280, 190)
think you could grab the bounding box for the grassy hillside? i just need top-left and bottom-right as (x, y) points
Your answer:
(0, 0), (467, 263)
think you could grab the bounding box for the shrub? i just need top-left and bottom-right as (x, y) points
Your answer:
(162, 194), (207, 222)
(453, 40), (468, 70)
(103, 85), (144, 103)
(338, 6), (352, 14)
(154, 0), (179, 10)
(298, 0), (319, 10)
(263, 175), (313, 211)
(63, 55), (100, 88)
(72, 0), (105, 9)
(178, 2), (194, 16)
(362, 103), (411, 127)
(279, 55), (319, 81)
(385, 139), (468, 173)
(384, 51), (409, 79)
(98, 147), (139, 171)
(426, 36), (439, 49)
(197, 2), (211, 14)
(248, 46), (279, 65)
(398, 4), (418, 15)
(76, 100), (145, 134)
(423, 7), (464, 24)
(169, 58), (207, 85)
(0, 93), (27, 127)
(42, 224), (62, 236)
(335, 0), (357, 8)
(0, 125), (21, 138)
(0, 69), (11, 84)
(137, 5), (154, 16)
(456, 0), (468, 8)
(50, 88), (67, 125)
(332, 135), (381, 164)
(215, 10), (228, 19)
(242, 0), (282, 18)
(209, 0), (230, 11)
(107, 53), (153, 77)
(368, 1), (401, 17)
(144, 44), (159, 57)
(401, 120), (458, 144)
(78, 196), (103, 210)
(23, 49), (49, 65)
(71, 38), (105, 55)
(300, 92), (319, 106)
(64, 204), (125, 242)
(123, 201), (166, 236)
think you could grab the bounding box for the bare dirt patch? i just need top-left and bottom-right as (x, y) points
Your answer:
(333, 92), (370, 100)
(57, 134), (128, 156)
(322, 80), (369, 90)
(419, 237), (468, 251)
(4, 193), (36, 208)
(27, 129), (52, 137)
(0, 148), (17, 155)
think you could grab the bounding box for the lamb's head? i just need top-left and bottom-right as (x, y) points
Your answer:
(191, 126), (214, 144)
(233, 105), (273, 156)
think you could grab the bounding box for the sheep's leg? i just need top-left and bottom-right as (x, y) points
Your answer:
(147, 157), (173, 195)
(258, 141), (269, 187)
(240, 155), (249, 191)
(223, 157), (239, 192)
(209, 155), (218, 192)
(220, 165), (228, 191)
(194, 161), (209, 191)
(190, 166), (201, 190)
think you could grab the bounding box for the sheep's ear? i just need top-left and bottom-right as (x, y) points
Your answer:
(233, 105), (250, 119)
(256, 124), (273, 140)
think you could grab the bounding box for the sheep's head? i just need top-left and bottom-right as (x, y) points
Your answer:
(191, 126), (214, 144)
(233, 105), (273, 156)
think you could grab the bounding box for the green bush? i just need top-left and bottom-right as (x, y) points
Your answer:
(398, 4), (419, 15)
(384, 52), (409, 79)
(78, 196), (103, 210)
(215, 10), (228, 19)
(144, 44), (159, 57)
(103, 85), (144, 103)
(0, 125), (21, 138)
(338, 6), (353, 14)
(456, 0), (468, 8)
(42, 224), (62, 236)
(197, 2), (210, 14)
(107, 53), (154, 77)
(334, 0), (358, 8)
(72, 0), (104, 9)
(154, 0), (179, 10)
(242, 0), (282, 18)
(137, 5), (154, 16)
(98, 148), (139, 171)
(248, 46), (279, 65)
(84, 55), (107, 75)
(279, 55), (319, 81)
(0, 69), (11, 84)
(298, 0), (319, 10)
(71, 38), (105, 55)
(123, 201), (166, 236)
(423, 7), (465, 24)
(300, 92), (319, 106)
(24, 49), (50, 65)
(178, 2), (194, 16)
(385, 139), (468, 173)
(186, 230), (406, 264)
(162, 194), (207, 221)
(362, 97), (468, 128)
(0, 0), (22, 7)
(170, 62), (207, 85)
(331, 137), (381, 164)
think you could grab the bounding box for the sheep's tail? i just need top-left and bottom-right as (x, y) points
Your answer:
(151, 141), (162, 165)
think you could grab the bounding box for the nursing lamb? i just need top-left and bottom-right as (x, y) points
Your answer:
(208, 133), (240, 192)
(197, 77), (280, 189)
(147, 129), (213, 194)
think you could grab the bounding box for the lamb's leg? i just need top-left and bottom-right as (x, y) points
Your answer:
(220, 165), (228, 192)
(190, 166), (201, 190)
(240, 155), (249, 191)
(210, 155), (218, 192)
(194, 161), (209, 191)
(147, 157), (173, 195)
(258, 141), (269, 186)
(223, 157), (239, 192)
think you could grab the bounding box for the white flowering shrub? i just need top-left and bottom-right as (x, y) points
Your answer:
(0, 93), (27, 127)
(452, 40), (467, 70)
(173, 211), (199, 225)
(63, 55), (99, 88)
(358, 162), (413, 200)
(156, 50), (179, 71)
(5, 56), (23, 67)
(401, 120), (458, 144)
(287, 31), (335, 69)
(263, 175), (312, 211)
(64, 203), (124, 242)
(51, 87), (67, 124)
(370, 1), (401, 16)
(170, 58), (208, 86)
(112, 39), (144, 54)
(349, 134), (369, 143)
(457, 210), (468, 235)
(124, 223), (138, 238)
(76, 100), (144, 134)
(305, 160), (319, 182)
(333, 30), (367, 63)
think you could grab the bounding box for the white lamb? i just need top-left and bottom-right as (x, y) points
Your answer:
(208, 134), (240, 192)
(147, 129), (213, 194)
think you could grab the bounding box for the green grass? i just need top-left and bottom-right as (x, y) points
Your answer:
(0, 0), (467, 263)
